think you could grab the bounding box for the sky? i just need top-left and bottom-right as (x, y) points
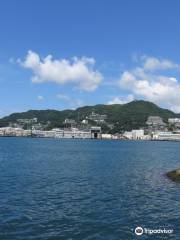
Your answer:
(1, 0), (180, 116)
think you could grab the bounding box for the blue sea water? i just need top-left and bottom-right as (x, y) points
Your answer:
(0, 137), (179, 240)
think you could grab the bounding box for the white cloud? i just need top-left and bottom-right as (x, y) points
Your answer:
(171, 105), (180, 113)
(141, 55), (180, 71)
(119, 56), (180, 112)
(37, 95), (44, 101)
(20, 50), (103, 91)
(107, 94), (134, 105)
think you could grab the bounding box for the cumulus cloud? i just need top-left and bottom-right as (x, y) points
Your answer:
(37, 95), (44, 101)
(119, 56), (180, 112)
(107, 94), (134, 105)
(141, 55), (180, 71)
(20, 50), (103, 91)
(171, 105), (180, 113)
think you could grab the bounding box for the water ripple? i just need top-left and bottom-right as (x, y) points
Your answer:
(0, 138), (179, 239)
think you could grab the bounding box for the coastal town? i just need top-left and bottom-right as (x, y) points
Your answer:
(1, 111), (180, 141)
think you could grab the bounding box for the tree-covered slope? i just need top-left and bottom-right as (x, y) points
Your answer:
(0, 100), (178, 131)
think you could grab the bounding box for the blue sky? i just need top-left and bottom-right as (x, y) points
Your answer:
(1, 0), (180, 116)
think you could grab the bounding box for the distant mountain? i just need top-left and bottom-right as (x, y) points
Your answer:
(0, 100), (179, 132)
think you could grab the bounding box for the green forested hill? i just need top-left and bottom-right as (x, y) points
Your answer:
(0, 100), (179, 132)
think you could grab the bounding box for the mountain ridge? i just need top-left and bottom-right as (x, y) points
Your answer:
(0, 100), (179, 132)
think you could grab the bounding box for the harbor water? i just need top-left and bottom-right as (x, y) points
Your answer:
(0, 137), (179, 239)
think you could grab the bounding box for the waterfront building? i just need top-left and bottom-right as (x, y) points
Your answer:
(132, 129), (144, 139)
(51, 128), (64, 138)
(0, 127), (31, 137)
(61, 128), (90, 139)
(90, 126), (102, 139)
(0, 126), (103, 139)
(123, 131), (133, 139)
(123, 129), (144, 140)
(32, 130), (55, 138)
(154, 131), (180, 141)
(102, 134), (113, 139)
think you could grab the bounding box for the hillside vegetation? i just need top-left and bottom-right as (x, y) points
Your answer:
(0, 100), (178, 132)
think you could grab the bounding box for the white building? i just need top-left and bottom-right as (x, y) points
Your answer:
(123, 129), (144, 140)
(81, 119), (88, 125)
(168, 118), (180, 124)
(0, 127), (31, 137)
(154, 131), (180, 141)
(64, 119), (76, 125)
(102, 134), (112, 139)
(132, 129), (144, 139)
(87, 112), (107, 123)
(123, 131), (133, 139)
(168, 118), (180, 128)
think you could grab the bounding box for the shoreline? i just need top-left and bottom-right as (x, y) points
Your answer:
(1, 135), (180, 142)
